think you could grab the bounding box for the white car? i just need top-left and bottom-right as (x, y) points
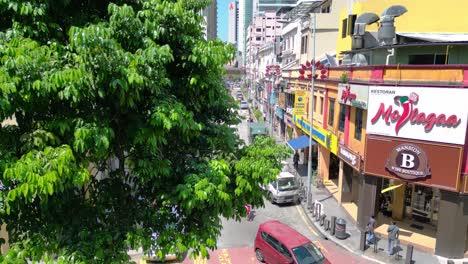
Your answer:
(240, 100), (249, 109)
(266, 172), (300, 204)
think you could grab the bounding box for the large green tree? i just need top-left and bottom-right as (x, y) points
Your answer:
(0, 0), (291, 263)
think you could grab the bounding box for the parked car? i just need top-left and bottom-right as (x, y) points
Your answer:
(240, 100), (249, 109)
(254, 220), (328, 264)
(266, 172), (300, 204)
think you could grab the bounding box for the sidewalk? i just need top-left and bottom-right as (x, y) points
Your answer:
(262, 117), (444, 264)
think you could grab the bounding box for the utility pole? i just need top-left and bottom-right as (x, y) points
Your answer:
(269, 71), (275, 137)
(306, 13), (316, 206)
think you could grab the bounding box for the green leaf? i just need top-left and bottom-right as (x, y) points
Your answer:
(47, 184), (54, 195)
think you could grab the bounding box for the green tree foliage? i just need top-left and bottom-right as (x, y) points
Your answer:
(0, 0), (292, 263)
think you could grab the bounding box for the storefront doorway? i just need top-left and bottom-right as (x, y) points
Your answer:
(340, 163), (360, 221)
(379, 180), (440, 225)
(376, 179), (439, 252)
(329, 154), (339, 182)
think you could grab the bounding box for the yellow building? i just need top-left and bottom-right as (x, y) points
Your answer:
(336, 0), (468, 61)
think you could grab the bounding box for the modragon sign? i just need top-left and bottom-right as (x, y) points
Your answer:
(366, 86), (468, 145)
(338, 84), (369, 109)
(385, 143), (431, 180)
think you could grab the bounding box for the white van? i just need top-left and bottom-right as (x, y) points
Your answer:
(266, 172), (300, 204)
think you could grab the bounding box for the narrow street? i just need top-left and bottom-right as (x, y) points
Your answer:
(182, 106), (323, 263)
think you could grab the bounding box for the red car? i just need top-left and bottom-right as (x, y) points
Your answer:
(254, 221), (329, 264)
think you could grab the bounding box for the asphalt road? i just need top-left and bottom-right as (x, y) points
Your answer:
(217, 106), (322, 250)
(138, 90), (371, 263)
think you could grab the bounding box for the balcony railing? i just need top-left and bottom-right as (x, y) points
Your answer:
(323, 64), (468, 87)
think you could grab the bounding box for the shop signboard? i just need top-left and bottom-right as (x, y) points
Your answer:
(293, 90), (307, 116)
(284, 114), (293, 127)
(366, 86), (468, 145)
(338, 84), (369, 109)
(385, 143), (431, 180)
(293, 115), (338, 155)
(365, 135), (464, 191)
(278, 92), (286, 108)
(275, 107), (284, 119)
(338, 144), (361, 171)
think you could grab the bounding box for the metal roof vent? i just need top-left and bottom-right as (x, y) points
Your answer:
(352, 13), (379, 50)
(342, 54), (353, 66)
(351, 54), (368, 66)
(378, 5), (408, 45)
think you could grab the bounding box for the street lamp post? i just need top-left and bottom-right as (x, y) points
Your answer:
(269, 75), (275, 136)
(267, 65), (280, 137)
(306, 13), (316, 206)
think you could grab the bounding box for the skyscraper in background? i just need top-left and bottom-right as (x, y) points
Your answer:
(228, 1), (238, 48)
(255, 0), (297, 14)
(239, 0), (253, 66)
(203, 0), (218, 40)
(237, 0), (298, 66)
(238, 0), (245, 66)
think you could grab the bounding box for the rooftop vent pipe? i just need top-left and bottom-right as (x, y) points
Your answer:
(352, 13), (379, 50)
(378, 5), (408, 45)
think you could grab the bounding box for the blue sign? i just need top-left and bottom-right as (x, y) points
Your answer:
(275, 107), (284, 119)
(269, 93), (276, 105)
(293, 115), (326, 142)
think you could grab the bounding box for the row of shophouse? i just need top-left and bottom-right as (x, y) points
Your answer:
(244, 0), (468, 260)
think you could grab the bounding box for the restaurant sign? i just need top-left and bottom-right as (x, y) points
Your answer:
(338, 84), (369, 109)
(338, 144), (361, 171)
(385, 143), (431, 180)
(366, 86), (468, 145)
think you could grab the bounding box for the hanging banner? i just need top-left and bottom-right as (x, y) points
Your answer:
(278, 92), (286, 108)
(293, 90), (307, 116)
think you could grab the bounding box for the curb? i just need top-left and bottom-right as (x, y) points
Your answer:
(299, 203), (386, 264)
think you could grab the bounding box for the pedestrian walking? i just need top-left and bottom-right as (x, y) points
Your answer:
(293, 151), (300, 170)
(366, 215), (376, 246)
(263, 112), (266, 122)
(245, 204), (252, 221)
(387, 221), (399, 256)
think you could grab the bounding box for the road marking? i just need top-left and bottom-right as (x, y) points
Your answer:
(313, 240), (329, 254)
(295, 205), (319, 236)
(193, 255), (207, 264)
(217, 249), (232, 264)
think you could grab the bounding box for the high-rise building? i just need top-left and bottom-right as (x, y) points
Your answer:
(238, 0), (245, 66)
(228, 1), (238, 47)
(255, 0), (297, 15)
(203, 0), (218, 40)
(238, 0), (254, 66)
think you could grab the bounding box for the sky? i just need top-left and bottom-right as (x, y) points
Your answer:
(217, 0), (230, 42)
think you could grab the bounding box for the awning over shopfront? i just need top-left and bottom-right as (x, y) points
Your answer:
(287, 135), (316, 151)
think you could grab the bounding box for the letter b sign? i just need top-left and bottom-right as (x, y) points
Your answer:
(386, 143), (430, 180)
(400, 153), (415, 168)
(396, 152), (419, 169)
